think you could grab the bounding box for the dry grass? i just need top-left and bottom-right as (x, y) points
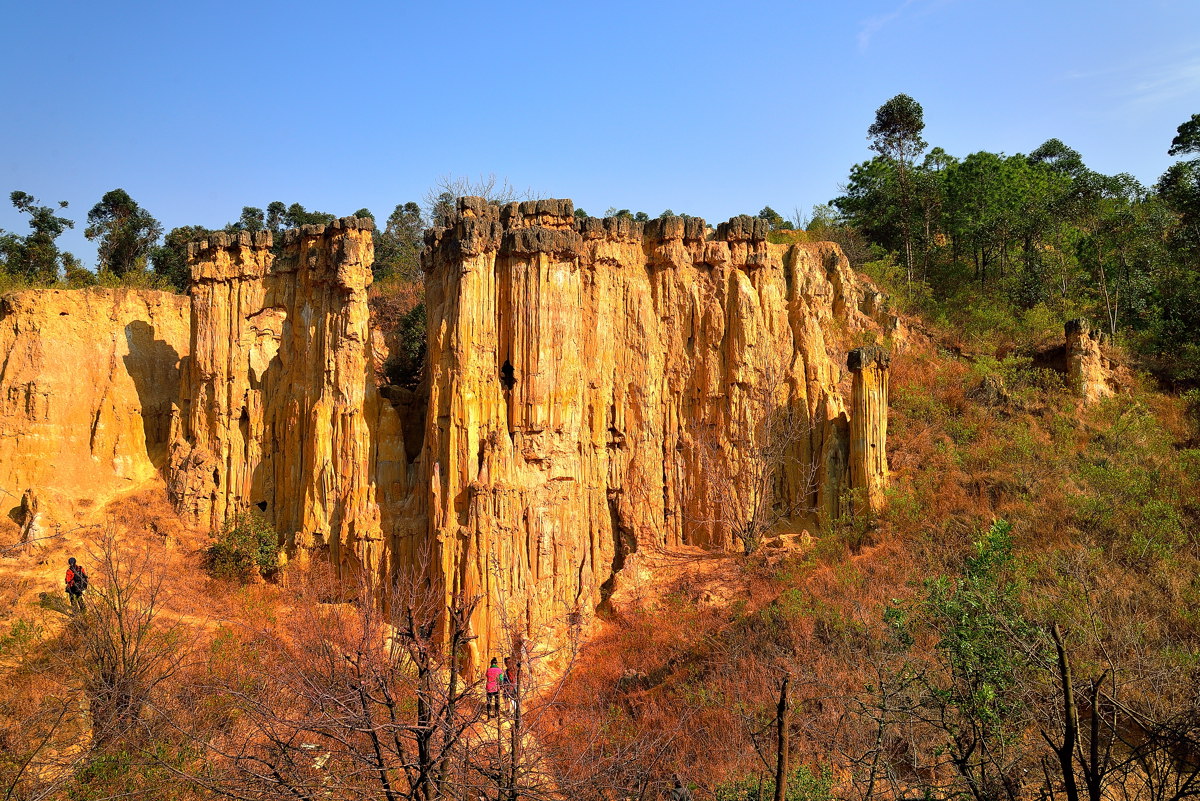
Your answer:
(546, 322), (1200, 797)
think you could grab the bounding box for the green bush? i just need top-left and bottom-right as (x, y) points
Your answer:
(713, 765), (834, 801)
(207, 511), (279, 580)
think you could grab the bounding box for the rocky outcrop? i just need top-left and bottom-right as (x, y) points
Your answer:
(1065, 319), (1120, 404)
(0, 198), (892, 671)
(166, 221), (411, 578)
(848, 346), (890, 518)
(420, 198), (890, 661)
(0, 288), (189, 524)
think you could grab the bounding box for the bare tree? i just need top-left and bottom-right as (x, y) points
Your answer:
(687, 356), (818, 555)
(423, 174), (535, 228)
(185, 562), (486, 801)
(0, 527), (194, 800)
(73, 529), (193, 750)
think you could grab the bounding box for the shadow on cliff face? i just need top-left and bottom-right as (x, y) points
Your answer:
(123, 321), (181, 467)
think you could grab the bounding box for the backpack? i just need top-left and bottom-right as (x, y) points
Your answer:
(71, 565), (88, 592)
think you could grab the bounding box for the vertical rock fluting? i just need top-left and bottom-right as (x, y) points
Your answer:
(167, 220), (408, 578)
(421, 197), (888, 661)
(848, 345), (890, 518)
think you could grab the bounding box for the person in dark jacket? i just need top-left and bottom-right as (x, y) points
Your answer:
(669, 775), (693, 801)
(65, 557), (87, 612)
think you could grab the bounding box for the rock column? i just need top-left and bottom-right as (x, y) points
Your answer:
(1065, 319), (1114, 404)
(421, 197), (888, 665)
(168, 219), (399, 579)
(847, 345), (889, 518)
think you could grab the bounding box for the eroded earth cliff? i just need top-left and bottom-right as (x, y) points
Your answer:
(0, 288), (189, 537)
(420, 198), (891, 660)
(1, 198), (902, 668)
(166, 222), (411, 578)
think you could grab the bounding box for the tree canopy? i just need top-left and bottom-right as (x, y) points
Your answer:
(85, 189), (162, 277)
(0, 192), (75, 282)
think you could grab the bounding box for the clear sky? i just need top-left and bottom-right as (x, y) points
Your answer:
(3, 0), (1199, 267)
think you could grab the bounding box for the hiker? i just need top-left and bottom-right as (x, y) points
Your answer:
(669, 775), (693, 801)
(485, 657), (506, 720)
(65, 556), (88, 612)
(504, 655), (521, 714)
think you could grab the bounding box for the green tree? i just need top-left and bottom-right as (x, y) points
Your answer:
(757, 206), (794, 231)
(1028, 138), (1086, 177)
(228, 206), (265, 233)
(1167, 113), (1200, 157)
(834, 157), (903, 254)
(280, 202), (335, 229)
(150, 225), (210, 292)
(265, 200), (287, 233)
(868, 94), (927, 281)
(374, 201), (424, 281)
(1, 191), (76, 282)
(85, 189), (162, 277)
(1077, 177), (1168, 338)
(918, 521), (1047, 801)
(1150, 114), (1200, 380)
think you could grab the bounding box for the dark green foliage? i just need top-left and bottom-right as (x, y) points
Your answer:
(1029, 138), (1086, 176)
(85, 189), (162, 277)
(383, 302), (426, 389)
(1168, 113), (1200, 157)
(712, 766), (834, 801)
(757, 206), (794, 231)
(606, 208), (652, 222)
(374, 201), (424, 281)
(834, 105), (1200, 383)
(150, 225), (210, 292)
(1, 191), (76, 282)
(229, 206), (265, 233)
(868, 93), (927, 164)
(207, 512), (279, 581)
(265, 200), (286, 232)
(284, 202), (335, 228)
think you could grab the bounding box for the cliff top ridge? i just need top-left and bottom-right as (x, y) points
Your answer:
(184, 216), (375, 259)
(424, 196), (776, 261)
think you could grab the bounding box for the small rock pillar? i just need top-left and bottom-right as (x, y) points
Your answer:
(847, 346), (890, 518)
(1065, 319), (1113, 404)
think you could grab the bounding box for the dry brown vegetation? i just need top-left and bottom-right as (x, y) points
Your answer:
(546, 331), (1200, 801)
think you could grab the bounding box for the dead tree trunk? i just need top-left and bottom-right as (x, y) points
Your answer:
(775, 675), (790, 801)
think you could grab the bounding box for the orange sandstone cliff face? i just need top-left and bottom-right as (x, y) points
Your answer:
(0, 200), (891, 670)
(0, 288), (189, 528)
(166, 221), (412, 579)
(420, 198), (890, 662)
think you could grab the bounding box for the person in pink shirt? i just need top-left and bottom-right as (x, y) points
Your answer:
(485, 657), (506, 719)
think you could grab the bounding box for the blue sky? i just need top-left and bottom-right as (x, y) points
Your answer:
(3, 0), (1199, 267)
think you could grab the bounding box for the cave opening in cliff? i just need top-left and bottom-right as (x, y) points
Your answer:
(598, 496), (637, 612)
(500, 359), (516, 390)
